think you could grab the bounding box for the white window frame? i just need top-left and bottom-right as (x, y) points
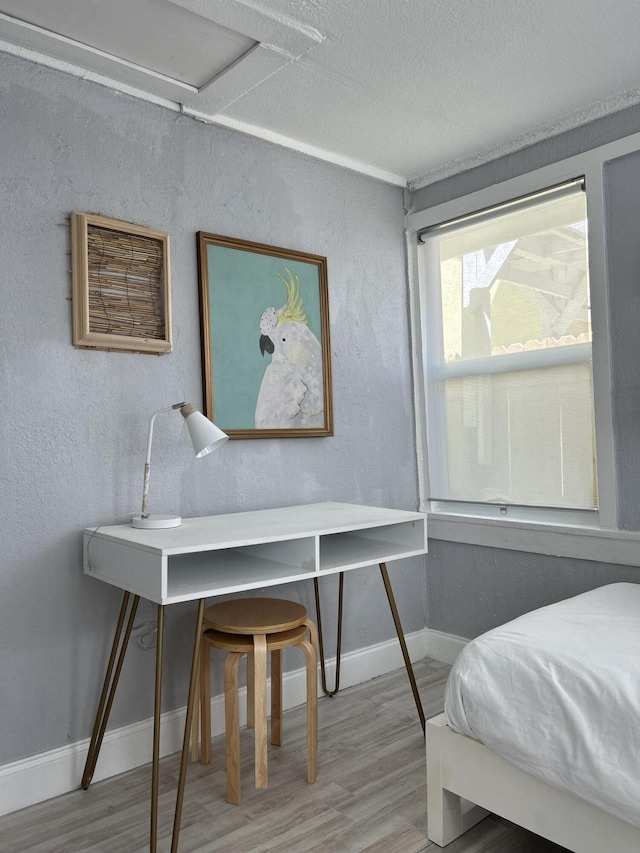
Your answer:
(404, 135), (640, 558)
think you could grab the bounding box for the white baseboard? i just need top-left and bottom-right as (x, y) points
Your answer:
(0, 628), (430, 817)
(425, 628), (468, 665)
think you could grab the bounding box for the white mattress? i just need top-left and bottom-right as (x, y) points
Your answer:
(444, 582), (640, 827)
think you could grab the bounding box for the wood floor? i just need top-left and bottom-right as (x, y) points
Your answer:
(0, 658), (569, 852)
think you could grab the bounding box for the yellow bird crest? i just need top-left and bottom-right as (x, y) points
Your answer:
(276, 268), (307, 326)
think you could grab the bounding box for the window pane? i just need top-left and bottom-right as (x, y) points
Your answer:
(439, 190), (590, 364)
(441, 363), (596, 509)
(425, 182), (597, 511)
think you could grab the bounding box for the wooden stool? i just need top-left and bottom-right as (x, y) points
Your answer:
(199, 598), (318, 804)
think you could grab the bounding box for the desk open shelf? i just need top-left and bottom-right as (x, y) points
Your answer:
(319, 520), (426, 572)
(84, 502), (428, 604)
(167, 549), (316, 600)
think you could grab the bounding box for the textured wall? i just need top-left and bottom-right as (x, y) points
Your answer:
(411, 108), (640, 638)
(0, 53), (425, 766)
(603, 149), (640, 531)
(426, 541), (640, 639)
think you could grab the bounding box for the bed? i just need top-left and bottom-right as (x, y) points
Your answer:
(426, 583), (640, 852)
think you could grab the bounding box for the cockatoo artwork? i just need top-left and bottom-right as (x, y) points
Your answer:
(255, 268), (324, 429)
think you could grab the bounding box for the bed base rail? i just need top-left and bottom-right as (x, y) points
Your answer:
(426, 713), (640, 852)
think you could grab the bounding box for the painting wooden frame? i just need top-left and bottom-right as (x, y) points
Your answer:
(197, 232), (333, 439)
(71, 212), (172, 354)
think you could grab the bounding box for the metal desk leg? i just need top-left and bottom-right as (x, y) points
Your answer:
(313, 564), (425, 732)
(81, 591), (140, 789)
(379, 562), (425, 732)
(313, 573), (344, 696)
(150, 604), (165, 853)
(170, 598), (205, 853)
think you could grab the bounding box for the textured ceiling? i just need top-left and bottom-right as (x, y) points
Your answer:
(2, 0), (640, 187)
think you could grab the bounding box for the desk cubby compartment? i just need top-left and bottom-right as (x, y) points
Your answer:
(319, 519), (426, 572)
(167, 536), (317, 600)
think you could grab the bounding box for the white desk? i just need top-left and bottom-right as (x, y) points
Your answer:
(81, 502), (428, 852)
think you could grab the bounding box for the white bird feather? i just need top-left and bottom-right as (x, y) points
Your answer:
(255, 269), (324, 429)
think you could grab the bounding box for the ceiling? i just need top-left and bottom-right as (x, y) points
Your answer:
(2, 0), (640, 188)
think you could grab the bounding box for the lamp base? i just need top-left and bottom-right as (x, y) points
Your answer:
(131, 515), (182, 529)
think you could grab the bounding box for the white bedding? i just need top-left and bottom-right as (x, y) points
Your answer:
(444, 583), (640, 828)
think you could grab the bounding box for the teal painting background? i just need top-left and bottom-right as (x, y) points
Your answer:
(208, 244), (324, 430)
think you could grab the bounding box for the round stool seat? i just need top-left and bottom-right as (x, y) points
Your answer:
(203, 598), (307, 634)
(203, 624), (308, 654)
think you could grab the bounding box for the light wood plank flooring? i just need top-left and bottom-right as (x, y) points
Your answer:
(0, 659), (568, 852)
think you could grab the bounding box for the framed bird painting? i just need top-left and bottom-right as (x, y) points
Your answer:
(197, 232), (333, 439)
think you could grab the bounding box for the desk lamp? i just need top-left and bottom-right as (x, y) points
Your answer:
(131, 402), (228, 529)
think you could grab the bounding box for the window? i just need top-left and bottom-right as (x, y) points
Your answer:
(420, 179), (596, 516)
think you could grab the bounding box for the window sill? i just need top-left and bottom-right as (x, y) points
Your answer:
(427, 511), (640, 567)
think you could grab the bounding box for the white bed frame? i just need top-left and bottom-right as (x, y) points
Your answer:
(426, 713), (640, 852)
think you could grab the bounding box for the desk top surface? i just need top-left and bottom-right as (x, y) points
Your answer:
(85, 501), (426, 556)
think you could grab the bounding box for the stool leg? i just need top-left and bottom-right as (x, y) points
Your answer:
(300, 638), (318, 784)
(304, 617), (319, 656)
(271, 649), (282, 746)
(253, 634), (268, 789)
(200, 637), (212, 765)
(246, 653), (254, 729)
(224, 652), (243, 804)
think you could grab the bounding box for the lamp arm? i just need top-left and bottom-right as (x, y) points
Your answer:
(139, 402), (186, 519)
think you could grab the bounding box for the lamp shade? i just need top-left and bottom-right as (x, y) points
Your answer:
(131, 402), (228, 529)
(180, 403), (228, 457)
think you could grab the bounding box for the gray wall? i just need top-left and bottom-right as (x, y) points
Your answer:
(426, 542), (640, 639)
(411, 107), (640, 639)
(0, 53), (425, 767)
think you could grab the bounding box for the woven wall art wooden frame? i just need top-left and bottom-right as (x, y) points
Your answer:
(71, 212), (172, 354)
